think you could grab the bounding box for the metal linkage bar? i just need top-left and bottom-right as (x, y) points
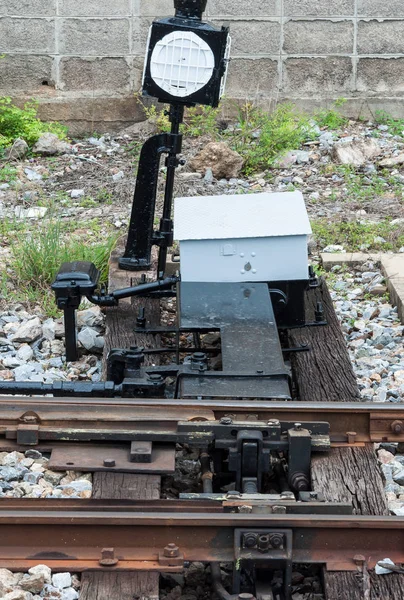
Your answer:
(0, 504), (402, 573)
(0, 399), (403, 446)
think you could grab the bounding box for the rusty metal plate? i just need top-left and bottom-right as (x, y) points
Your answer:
(48, 443), (175, 473)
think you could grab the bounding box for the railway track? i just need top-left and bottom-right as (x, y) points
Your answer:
(1, 3), (403, 597)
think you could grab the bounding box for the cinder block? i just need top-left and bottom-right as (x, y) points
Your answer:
(212, 20), (280, 55)
(0, 17), (55, 53)
(36, 96), (143, 123)
(357, 0), (404, 18)
(282, 57), (354, 93)
(357, 20), (404, 54)
(59, 0), (130, 17)
(207, 0), (281, 17)
(59, 57), (133, 91)
(226, 57), (279, 97)
(59, 18), (130, 55)
(357, 58), (404, 92)
(137, 0), (173, 17)
(0, 0), (56, 17)
(0, 54), (54, 91)
(284, 0), (354, 17)
(284, 19), (354, 55)
(133, 17), (154, 56)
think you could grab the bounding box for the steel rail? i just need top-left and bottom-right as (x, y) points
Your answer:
(0, 398), (403, 444)
(0, 502), (402, 572)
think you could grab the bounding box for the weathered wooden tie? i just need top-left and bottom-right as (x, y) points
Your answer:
(289, 281), (404, 599)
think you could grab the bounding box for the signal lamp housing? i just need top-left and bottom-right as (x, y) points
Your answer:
(142, 4), (230, 107)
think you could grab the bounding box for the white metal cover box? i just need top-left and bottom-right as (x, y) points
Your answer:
(174, 191), (312, 283)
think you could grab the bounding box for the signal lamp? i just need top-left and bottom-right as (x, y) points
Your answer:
(142, 0), (230, 107)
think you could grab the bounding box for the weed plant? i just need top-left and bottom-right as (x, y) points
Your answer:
(229, 102), (311, 174)
(374, 110), (404, 137)
(0, 97), (67, 148)
(312, 219), (404, 252)
(314, 98), (348, 130)
(7, 219), (118, 314)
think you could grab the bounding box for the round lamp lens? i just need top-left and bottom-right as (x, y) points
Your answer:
(150, 31), (215, 97)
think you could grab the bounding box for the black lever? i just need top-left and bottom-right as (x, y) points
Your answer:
(51, 262), (100, 362)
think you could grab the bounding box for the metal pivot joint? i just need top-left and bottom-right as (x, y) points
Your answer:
(119, 104), (184, 275)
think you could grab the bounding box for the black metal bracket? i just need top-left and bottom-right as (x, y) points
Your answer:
(234, 528), (293, 599)
(119, 104), (184, 275)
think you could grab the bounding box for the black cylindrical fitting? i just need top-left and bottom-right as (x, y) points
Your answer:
(174, 0), (207, 19)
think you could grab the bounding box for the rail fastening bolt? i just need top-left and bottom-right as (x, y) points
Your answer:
(220, 416), (233, 425)
(99, 547), (118, 566)
(353, 554), (366, 566)
(294, 422), (302, 431)
(269, 533), (284, 549)
(103, 458), (116, 468)
(243, 533), (258, 549)
(238, 594), (255, 600)
(163, 543), (180, 558)
(391, 420), (404, 435)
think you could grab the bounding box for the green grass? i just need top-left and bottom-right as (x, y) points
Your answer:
(228, 102), (312, 175)
(0, 164), (18, 183)
(374, 110), (404, 137)
(314, 98), (349, 130)
(333, 165), (402, 203)
(6, 219), (118, 314)
(311, 219), (404, 252)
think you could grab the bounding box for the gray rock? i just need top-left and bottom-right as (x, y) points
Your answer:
(52, 573), (72, 589)
(61, 588), (79, 600)
(25, 449), (42, 459)
(70, 189), (85, 199)
(15, 206), (48, 219)
(57, 480), (92, 493)
(76, 307), (104, 329)
(42, 318), (55, 341)
(112, 170), (124, 182)
(33, 133), (71, 156)
(28, 564), (51, 584)
(77, 327), (104, 353)
(24, 168), (42, 182)
(19, 572), (45, 593)
(0, 466), (21, 481)
(10, 318), (42, 343)
(13, 363), (43, 382)
(332, 138), (381, 167)
(16, 344), (34, 362)
(6, 138), (29, 160)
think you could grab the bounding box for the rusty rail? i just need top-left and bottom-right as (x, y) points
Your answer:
(0, 501), (402, 573)
(1, 397), (404, 446)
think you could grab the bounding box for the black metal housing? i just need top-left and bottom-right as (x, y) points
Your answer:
(142, 19), (229, 107)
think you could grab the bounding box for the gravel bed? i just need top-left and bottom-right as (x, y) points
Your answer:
(330, 259), (404, 516)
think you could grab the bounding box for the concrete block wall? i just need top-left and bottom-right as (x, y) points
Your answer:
(0, 0), (403, 132)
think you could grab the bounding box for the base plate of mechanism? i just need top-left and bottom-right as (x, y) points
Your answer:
(48, 443), (175, 473)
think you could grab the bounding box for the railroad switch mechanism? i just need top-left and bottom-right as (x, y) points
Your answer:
(131, 418), (330, 495)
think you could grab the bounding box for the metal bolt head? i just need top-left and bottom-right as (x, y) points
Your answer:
(353, 554), (366, 565)
(272, 505), (287, 514)
(238, 505), (252, 514)
(148, 373), (163, 382)
(268, 419), (280, 426)
(226, 490), (242, 498)
(294, 422), (302, 431)
(220, 416), (233, 425)
(238, 594), (255, 600)
(243, 533), (258, 549)
(99, 547), (118, 566)
(103, 458), (116, 468)
(269, 533), (284, 549)
(391, 420), (404, 435)
(164, 543), (179, 558)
